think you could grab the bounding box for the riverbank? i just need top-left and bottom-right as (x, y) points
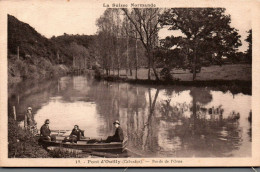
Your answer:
(8, 117), (86, 158)
(8, 56), (70, 85)
(97, 64), (251, 94)
(8, 118), (50, 158)
(100, 75), (251, 94)
(100, 64), (251, 81)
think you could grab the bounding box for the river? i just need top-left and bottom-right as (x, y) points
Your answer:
(8, 75), (252, 157)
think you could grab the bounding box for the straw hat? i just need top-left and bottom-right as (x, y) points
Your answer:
(113, 120), (120, 125)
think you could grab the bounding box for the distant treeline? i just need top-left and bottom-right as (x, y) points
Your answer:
(7, 10), (252, 83)
(8, 15), (96, 82)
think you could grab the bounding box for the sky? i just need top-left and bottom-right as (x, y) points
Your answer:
(4, 0), (251, 52)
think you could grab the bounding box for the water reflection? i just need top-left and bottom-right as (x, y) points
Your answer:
(8, 75), (251, 157)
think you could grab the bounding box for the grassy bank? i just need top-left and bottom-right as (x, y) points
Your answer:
(8, 118), (49, 158)
(8, 118), (84, 158)
(98, 64), (252, 95)
(101, 64), (251, 81)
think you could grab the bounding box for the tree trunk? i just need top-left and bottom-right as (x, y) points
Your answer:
(130, 68), (132, 76)
(117, 38), (120, 77)
(147, 52), (151, 80)
(17, 46), (19, 60)
(73, 55), (75, 68)
(152, 67), (159, 81)
(112, 56), (115, 76)
(106, 69), (108, 76)
(192, 50), (197, 81)
(126, 35), (129, 78)
(135, 38), (138, 80)
(151, 52), (160, 81)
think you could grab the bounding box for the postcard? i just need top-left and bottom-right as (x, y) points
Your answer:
(0, 0), (259, 167)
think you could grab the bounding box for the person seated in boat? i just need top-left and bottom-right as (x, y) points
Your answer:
(105, 120), (124, 143)
(69, 125), (84, 143)
(63, 125), (84, 143)
(40, 119), (55, 141)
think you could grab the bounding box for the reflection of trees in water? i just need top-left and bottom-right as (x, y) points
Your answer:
(123, 88), (161, 153)
(156, 87), (243, 157)
(8, 79), (59, 121)
(9, 76), (251, 157)
(91, 81), (161, 153)
(91, 83), (248, 157)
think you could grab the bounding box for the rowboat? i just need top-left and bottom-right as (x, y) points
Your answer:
(37, 130), (128, 153)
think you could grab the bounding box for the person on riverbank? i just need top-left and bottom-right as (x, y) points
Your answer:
(40, 119), (52, 141)
(24, 107), (37, 132)
(105, 120), (124, 143)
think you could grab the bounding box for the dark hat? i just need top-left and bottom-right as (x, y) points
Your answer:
(45, 119), (50, 124)
(113, 120), (120, 125)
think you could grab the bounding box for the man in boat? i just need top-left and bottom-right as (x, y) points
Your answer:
(40, 119), (54, 141)
(105, 120), (124, 143)
(69, 125), (84, 143)
(24, 107), (37, 131)
(63, 125), (84, 143)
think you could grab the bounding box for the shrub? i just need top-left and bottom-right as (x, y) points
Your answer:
(48, 148), (83, 158)
(8, 118), (49, 158)
(28, 64), (40, 79)
(160, 67), (173, 81)
(94, 67), (102, 80)
(15, 59), (28, 78)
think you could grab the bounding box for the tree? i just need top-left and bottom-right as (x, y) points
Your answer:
(96, 9), (116, 75)
(160, 8), (242, 80)
(122, 8), (161, 80)
(69, 42), (89, 70)
(245, 29), (252, 63)
(122, 15), (131, 77)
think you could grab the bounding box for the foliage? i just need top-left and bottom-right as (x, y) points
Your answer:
(8, 118), (49, 158)
(122, 8), (161, 80)
(8, 55), (69, 81)
(8, 14), (95, 82)
(51, 34), (96, 65)
(159, 8), (242, 80)
(245, 29), (252, 63)
(96, 9), (121, 75)
(94, 66), (102, 79)
(48, 148), (83, 158)
(160, 67), (173, 81)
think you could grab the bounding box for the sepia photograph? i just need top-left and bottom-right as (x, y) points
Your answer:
(0, 0), (259, 167)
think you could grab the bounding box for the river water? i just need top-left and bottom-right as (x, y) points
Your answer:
(8, 75), (252, 157)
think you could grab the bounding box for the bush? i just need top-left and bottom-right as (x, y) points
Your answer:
(94, 67), (102, 80)
(8, 118), (49, 158)
(48, 148), (83, 158)
(15, 59), (28, 78)
(28, 64), (40, 79)
(160, 67), (173, 81)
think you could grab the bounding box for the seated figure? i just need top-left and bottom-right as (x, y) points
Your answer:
(105, 120), (124, 143)
(40, 119), (56, 141)
(63, 125), (84, 143)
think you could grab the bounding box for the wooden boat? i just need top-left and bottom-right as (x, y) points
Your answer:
(37, 130), (128, 153)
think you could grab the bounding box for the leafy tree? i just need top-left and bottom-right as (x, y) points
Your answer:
(245, 29), (252, 63)
(96, 9), (123, 76)
(159, 8), (242, 80)
(122, 8), (161, 80)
